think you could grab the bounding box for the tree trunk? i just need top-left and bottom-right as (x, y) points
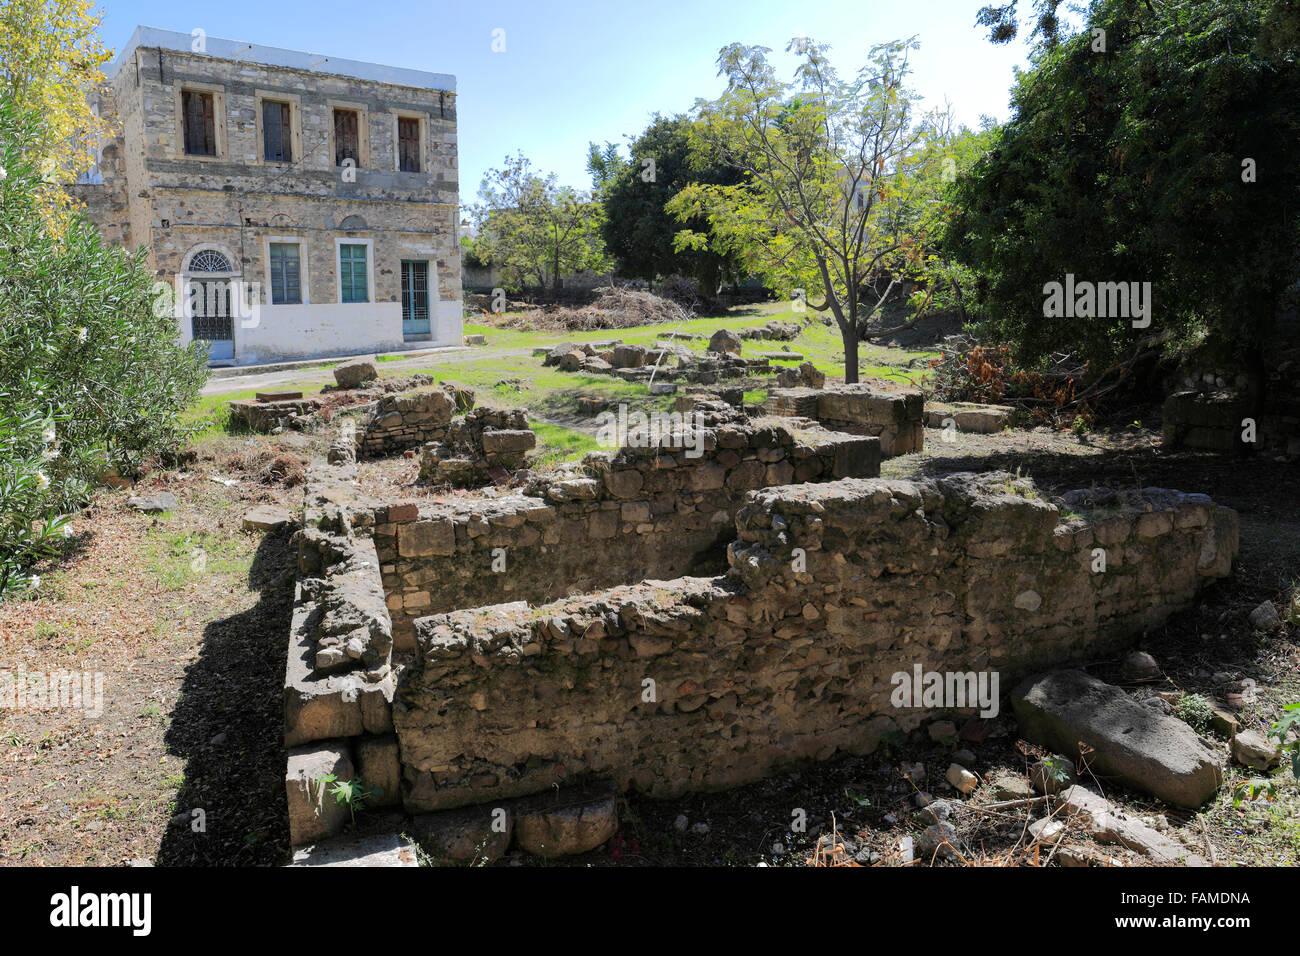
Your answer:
(950, 273), (967, 324)
(842, 326), (859, 384)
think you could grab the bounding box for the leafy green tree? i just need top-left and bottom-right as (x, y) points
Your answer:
(592, 115), (744, 291)
(669, 38), (953, 382)
(585, 141), (627, 197)
(975, 0), (1070, 45)
(0, 93), (208, 597)
(472, 152), (608, 295)
(947, 0), (1300, 412)
(0, 0), (111, 223)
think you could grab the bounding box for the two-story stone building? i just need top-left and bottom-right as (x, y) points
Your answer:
(74, 26), (462, 365)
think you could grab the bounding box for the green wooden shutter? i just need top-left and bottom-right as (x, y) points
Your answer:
(339, 244), (368, 303)
(269, 243), (301, 304)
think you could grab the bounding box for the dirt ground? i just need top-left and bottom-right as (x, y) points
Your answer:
(2, 416), (1296, 867)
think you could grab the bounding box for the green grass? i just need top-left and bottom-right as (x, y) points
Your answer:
(143, 523), (256, 591)
(531, 422), (601, 468)
(180, 305), (939, 450)
(462, 306), (936, 387)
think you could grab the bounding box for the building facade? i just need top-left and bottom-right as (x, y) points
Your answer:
(74, 27), (462, 365)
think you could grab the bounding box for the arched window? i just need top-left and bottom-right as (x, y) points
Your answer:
(189, 249), (234, 273)
(339, 214), (368, 231)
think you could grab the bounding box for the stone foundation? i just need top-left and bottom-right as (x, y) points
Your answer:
(375, 410), (880, 649)
(357, 382), (476, 458)
(1162, 389), (1300, 457)
(394, 474), (1237, 812)
(765, 383), (925, 457)
(924, 401), (1016, 434)
(418, 405), (537, 486)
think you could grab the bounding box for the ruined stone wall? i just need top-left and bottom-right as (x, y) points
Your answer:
(66, 88), (132, 247)
(285, 459), (401, 845)
(374, 419), (881, 649)
(357, 383), (473, 458)
(766, 383), (925, 457)
(1163, 389), (1300, 458)
(394, 474), (1238, 812)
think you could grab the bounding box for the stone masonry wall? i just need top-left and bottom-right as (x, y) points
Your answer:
(357, 382), (475, 458)
(373, 416), (881, 650)
(393, 474), (1238, 812)
(766, 383), (925, 457)
(1163, 389), (1300, 458)
(285, 457), (401, 845)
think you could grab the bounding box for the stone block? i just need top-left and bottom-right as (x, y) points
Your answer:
(286, 743), (353, 847)
(290, 831), (418, 867)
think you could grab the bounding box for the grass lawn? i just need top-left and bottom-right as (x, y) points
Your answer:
(183, 306), (940, 466)
(458, 305), (938, 387)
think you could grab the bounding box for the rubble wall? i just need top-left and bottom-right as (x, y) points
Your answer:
(374, 418), (881, 649)
(766, 383), (925, 457)
(1162, 389), (1300, 458)
(394, 474), (1238, 811)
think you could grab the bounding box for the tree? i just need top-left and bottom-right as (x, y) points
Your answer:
(975, 0), (1070, 45)
(585, 141), (627, 197)
(0, 0), (111, 221)
(592, 115), (744, 291)
(669, 38), (952, 382)
(946, 0), (1300, 414)
(472, 153), (608, 294)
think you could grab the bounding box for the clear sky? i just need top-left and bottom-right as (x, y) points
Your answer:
(96, 0), (1035, 207)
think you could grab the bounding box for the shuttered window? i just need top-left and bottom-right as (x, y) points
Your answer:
(263, 100), (292, 162)
(339, 244), (368, 303)
(269, 243), (302, 305)
(397, 117), (420, 172)
(182, 90), (216, 156)
(334, 109), (360, 166)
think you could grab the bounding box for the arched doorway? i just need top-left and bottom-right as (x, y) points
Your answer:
(182, 245), (240, 361)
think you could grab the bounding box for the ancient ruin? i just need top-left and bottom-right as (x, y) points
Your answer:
(275, 376), (1240, 860)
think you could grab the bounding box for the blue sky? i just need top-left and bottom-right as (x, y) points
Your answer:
(97, 0), (1036, 206)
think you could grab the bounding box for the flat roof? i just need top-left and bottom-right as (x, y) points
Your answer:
(109, 26), (455, 92)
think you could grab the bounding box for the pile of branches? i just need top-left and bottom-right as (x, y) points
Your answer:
(494, 286), (692, 332)
(929, 329), (1178, 429)
(927, 335), (1093, 428)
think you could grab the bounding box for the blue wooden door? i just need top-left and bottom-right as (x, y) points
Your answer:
(401, 260), (430, 338)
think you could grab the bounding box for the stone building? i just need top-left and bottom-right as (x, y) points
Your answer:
(73, 26), (462, 365)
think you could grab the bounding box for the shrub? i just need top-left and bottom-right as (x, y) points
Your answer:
(0, 93), (208, 598)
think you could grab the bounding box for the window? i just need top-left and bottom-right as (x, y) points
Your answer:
(334, 109), (360, 167)
(263, 100), (292, 163)
(182, 91), (216, 157)
(339, 244), (368, 303)
(269, 243), (302, 305)
(189, 249), (233, 274)
(397, 117), (420, 172)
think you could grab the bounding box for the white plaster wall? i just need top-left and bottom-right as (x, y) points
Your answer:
(173, 299), (464, 365)
(434, 297), (464, 350)
(233, 303), (406, 365)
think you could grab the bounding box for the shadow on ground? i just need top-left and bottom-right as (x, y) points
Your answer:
(157, 528), (295, 865)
